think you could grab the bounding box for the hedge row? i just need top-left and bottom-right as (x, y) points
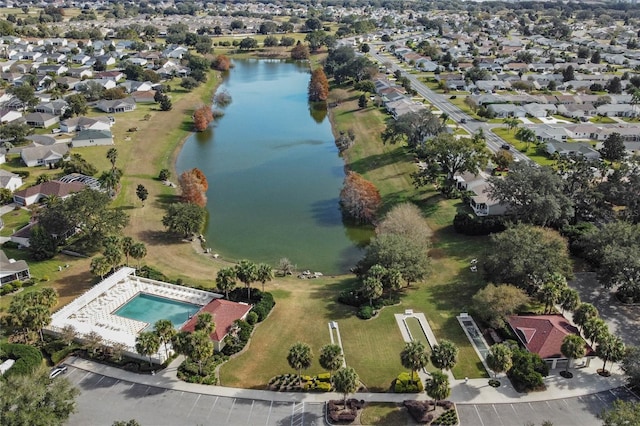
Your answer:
(0, 343), (43, 377)
(453, 212), (507, 236)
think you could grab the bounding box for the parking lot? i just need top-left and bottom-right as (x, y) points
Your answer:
(64, 365), (639, 426)
(457, 387), (639, 426)
(66, 367), (324, 426)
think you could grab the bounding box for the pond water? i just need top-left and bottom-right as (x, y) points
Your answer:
(176, 59), (371, 274)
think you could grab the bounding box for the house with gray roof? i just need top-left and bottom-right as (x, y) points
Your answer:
(20, 143), (68, 167)
(96, 98), (136, 113)
(546, 141), (600, 160)
(71, 129), (114, 147)
(23, 112), (59, 128)
(0, 250), (30, 285)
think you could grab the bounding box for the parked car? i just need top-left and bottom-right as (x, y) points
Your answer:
(49, 364), (68, 379)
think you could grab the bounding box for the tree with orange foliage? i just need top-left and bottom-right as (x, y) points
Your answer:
(291, 42), (310, 60)
(212, 54), (232, 71)
(180, 168), (209, 207)
(193, 105), (214, 132)
(339, 171), (381, 225)
(308, 68), (329, 102)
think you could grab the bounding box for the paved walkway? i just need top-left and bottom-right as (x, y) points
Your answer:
(66, 355), (628, 405)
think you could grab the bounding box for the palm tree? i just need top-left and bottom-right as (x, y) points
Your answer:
(559, 287), (580, 314)
(235, 259), (258, 300)
(194, 312), (215, 335)
(216, 267), (237, 299)
(121, 236), (134, 266)
(425, 371), (450, 409)
(361, 276), (383, 307)
(430, 339), (458, 371)
(319, 344), (344, 378)
(596, 333), (625, 374)
(154, 319), (177, 360)
(400, 340), (428, 385)
(129, 242), (147, 269)
(136, 331), (160, 367)
(573, 303), (598, 333)
(99, 168), (122, 196)
(188, 330), (214, 375)
(515, 127), (537, 150)
(332, 367), (359, 408)
(256, 263), (273, 293)
(561, 334), (587, 377)
(440, 112), (449, 125)
(106, 147), (118, 170)
(583, 317), (609, 347)
(537, 281), (562, 314)
(90, 256), (111, 279)
(486, 343), (513, 378)
(287, 342), (313, 385)
(504, 117), (519, 133)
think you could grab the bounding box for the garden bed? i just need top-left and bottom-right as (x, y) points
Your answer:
(268, 372), (332, 392)
(327, 399), (365, 424)
(403, 400), (458, 425)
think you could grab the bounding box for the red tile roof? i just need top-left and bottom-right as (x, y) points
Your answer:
(181, 299), (252, 342)
(14, 181), (85, 199)
(508, 314), (594, 359)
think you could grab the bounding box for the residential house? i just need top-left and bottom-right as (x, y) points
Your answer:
(0, 108), (21, 123)
(13, 180), (85, 206)
(55, 76), (80, 90)
(0, 169), (22, 191)
(162, 45), (189, 59)
(60, 116), (111, 133)
(20, 143), (68, 167)
(557, 103), (596, 120)
(95, 70), (125, 81)
(118, 80), (153, 94)
(66, 67), (93, 79)
(455, 172), (508, 217)
(596, 104), (636, 118)
(10, 222), (34, 248)
(71, 54), (91, 64)
(36, 64), (68, 76)
(508, 314), (595, 370)
(487, 104), (526, 118)
(181, 299), (252, 352)
(95, 98), (136, 113)
(0, 250), (30, 285)
(94, 55), (116, 67)
(71, 129), (114, 147)
(131, 91), (156, 103)
(23, 112), (59, 128)
(523, 103), (557, 118)
(546, 141), (601, 160)
(34, 99), (68, 116)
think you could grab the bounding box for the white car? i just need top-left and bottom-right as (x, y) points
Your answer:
(49, 365), (68, 379)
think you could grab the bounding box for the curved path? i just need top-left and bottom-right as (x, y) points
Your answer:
(65, 356), (637, 425)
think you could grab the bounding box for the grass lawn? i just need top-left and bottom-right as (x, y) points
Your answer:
(447, 96), (477, 118)
(493, 128), (556, 167)
(0, 207), (30, 237)
(360, 403), (417, 426)
(589, 116), (616, 124)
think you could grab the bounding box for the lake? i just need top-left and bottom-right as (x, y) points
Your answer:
(176, 59), (371, 274)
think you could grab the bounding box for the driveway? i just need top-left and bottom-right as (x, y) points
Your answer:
(570, 272), (640, 347)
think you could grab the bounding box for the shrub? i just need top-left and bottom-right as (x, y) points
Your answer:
(136, 265), (168, 281)
(317, 372), (331, 382)
(2, 241), (19, 249)
(507, 346), (549, 392)
(52, 345), (80, 364)
(0, 343), (43, 377)
(394, 372), (424, 392)
(23, 279), (36, 287)
(357, 305), (374, 319)
(1, 283), (14, 295)
(246, 311), (258, 325)
(314, 381), (332, 392)
(338, 289), (362, 307)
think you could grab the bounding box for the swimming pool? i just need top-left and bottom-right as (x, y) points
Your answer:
(114, 293), (202, 329)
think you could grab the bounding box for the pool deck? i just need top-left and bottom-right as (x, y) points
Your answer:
(46, 267), (220, 363)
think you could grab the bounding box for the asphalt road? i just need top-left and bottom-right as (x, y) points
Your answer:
(368, 49), (533, 165)
(65, 367), (324, 426)
(64, 366), (639, 426)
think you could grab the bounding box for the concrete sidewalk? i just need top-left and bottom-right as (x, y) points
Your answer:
(66, 355), (628, 405)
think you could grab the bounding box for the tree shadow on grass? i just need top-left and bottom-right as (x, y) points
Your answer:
(154, 193), (180, 209)
(138, 229), (189, 246)
(347, 146), (413, 175)
(54, 270), (96, 301)
(308, 277), (359, 321)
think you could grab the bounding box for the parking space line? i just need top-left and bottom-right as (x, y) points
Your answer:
(206, 396), (218, 419)
(95, 376), (104, 386)
(492, 404), (505, 425)
(246, 400), (254, 425)
(265, 401), (273, 426)
(510, 403), (517, 416)
(473, 405), (485, 426)
(186, 394), (201, 418)
(225, 398), (236, 424)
